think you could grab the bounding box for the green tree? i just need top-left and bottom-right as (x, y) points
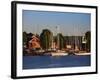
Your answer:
(40, 29), (53, 50)
(23, 31), (27, 45)
(85, 31), (91, 52)
(56, 33), (65, 50)
(26, 32), (33, 47)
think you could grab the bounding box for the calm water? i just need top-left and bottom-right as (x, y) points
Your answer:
(23, 55), (90, 69)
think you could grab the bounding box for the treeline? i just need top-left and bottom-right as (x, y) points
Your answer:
(23, 29), (91, 51)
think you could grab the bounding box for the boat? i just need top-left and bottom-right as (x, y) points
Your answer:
(51, 52), (68, 56)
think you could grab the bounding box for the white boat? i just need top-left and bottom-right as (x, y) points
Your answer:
(74, 53), (91, 55)
(51, 52), (68, 56)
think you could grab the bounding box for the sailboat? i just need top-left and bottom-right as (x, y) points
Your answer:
(51, 26), (68, 56)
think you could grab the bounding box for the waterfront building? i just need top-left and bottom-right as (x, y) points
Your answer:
(28, 35), (41, 50)
(65, 36), (82, 51)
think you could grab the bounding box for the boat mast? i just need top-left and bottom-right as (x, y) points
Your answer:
(51, 26), (54, 49)
(57, 26), (60, 50)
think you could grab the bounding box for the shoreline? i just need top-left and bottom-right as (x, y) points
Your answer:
(23, 52), (91, 56)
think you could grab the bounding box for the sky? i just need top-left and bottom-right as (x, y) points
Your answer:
(22, 10), (91, 36)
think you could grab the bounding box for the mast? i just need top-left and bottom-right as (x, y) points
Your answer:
(56, 26), (60, 49)
(51, 26), (54, 49)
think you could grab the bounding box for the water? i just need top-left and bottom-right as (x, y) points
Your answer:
(23, 55), (90, 69)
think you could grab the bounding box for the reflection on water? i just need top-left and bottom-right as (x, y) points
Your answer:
(23, 55), (90, 69)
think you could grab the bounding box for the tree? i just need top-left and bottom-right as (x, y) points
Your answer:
(26, 32), (33, 47)
(23, 31), (27, 45)
(85, 31), (91, 52)
(56, 33), (65, 50)
(40, 29), (53, 50)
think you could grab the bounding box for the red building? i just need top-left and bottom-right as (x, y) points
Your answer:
(28, 35), (41, 49)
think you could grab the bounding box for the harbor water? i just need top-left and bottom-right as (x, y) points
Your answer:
(23, 55), (90, 69)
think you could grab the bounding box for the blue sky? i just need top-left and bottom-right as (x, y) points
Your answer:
(22, 10), (90, 36)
